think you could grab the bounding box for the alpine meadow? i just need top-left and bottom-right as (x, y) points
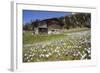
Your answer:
(23, 10), (91, 63)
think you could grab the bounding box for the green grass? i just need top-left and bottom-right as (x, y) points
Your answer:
(23, 28), (90, 44)
(63, 27), (90, 33)
(23, 28), (91, 62)
(23, 32), (67, 44)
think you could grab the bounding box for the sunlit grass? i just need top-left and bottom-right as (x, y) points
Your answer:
(23, 28), (91, 62)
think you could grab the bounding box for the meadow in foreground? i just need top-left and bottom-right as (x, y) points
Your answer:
(23, 28), (91, 62)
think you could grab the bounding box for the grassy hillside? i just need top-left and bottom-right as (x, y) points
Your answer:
(23, 28), (91, 62)
(23, 28), (90, 44)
